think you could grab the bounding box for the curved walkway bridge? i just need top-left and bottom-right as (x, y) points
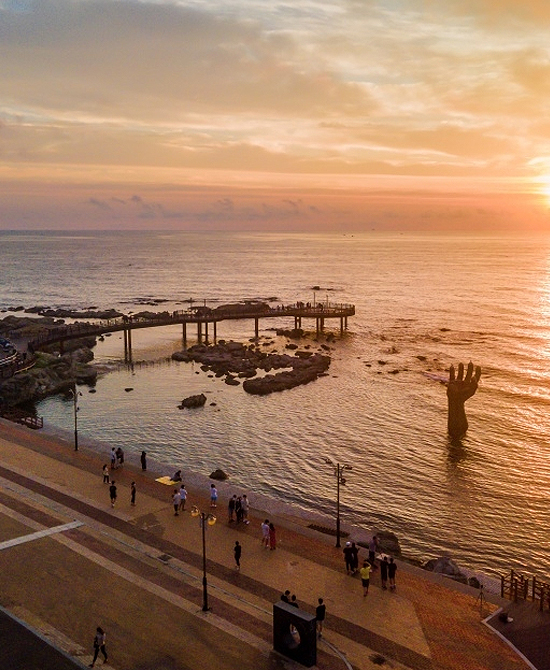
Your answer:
(2, 301), (355, 372)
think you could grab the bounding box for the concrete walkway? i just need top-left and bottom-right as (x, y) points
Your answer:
(0, 418), (535, 670)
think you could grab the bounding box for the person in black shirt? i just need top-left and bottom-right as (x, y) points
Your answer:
(316, 598), (326, 638)
(343, 541), (353, 575)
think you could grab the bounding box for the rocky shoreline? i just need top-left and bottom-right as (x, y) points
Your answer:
(0, 311), (335, 406)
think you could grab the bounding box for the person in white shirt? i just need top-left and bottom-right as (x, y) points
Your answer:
(179, 484), (187, 511)
(261, 519), (270, 547)
(172, 490), (181, 516)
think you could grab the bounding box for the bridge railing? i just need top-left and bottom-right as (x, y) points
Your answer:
(23, 301), (356, 351)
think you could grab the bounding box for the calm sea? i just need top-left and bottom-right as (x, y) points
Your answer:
(2, 230), (550, 580)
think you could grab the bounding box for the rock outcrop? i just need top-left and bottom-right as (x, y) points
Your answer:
(210, 469), (228, 480)
(172, 340), (331, 396)
(242, 353), (330, 395)
(0, 348), (97, 406)
(423, 556), (468, 583)
(178, 393), (207, 409)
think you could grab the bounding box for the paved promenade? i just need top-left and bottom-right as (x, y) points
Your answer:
(0, 418), (536, 670)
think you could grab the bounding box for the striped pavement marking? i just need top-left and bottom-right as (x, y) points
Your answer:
(0, 520), (83, 550)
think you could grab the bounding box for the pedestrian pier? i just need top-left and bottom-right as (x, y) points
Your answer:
(23, 301), (355, 364)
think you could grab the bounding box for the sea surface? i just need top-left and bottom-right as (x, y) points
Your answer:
(2, 230), (550, 581)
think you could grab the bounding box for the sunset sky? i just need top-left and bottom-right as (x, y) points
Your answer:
(2, 0), (550, 231)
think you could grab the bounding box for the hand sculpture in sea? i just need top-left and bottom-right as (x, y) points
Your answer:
(446, 361), (481, 439)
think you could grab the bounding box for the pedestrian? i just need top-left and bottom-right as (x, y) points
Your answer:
(368, 535), (379, 569)
(234, 540), (242, 570)
(228, 494), (236, 522)
(130, 481), (136, 506)
(241, 494), (250, 524)
(89, 626), (107, 667)
(280, 589), (291, 603)
(261, 519), (270, 547)
(102, 464), (110, 484)
(179, 484), (187, 511)
(235, 495), (243, 523)
(388, 557), (397, 590)
(110, 447), (117, 470)
(316, 598), (326, 639)
(269, 522), (277, 550)
(359, 560), (371, 596)
(109, 481), (117, 507)
(116, 446), (124, 467)
(172, 489), (181, 515)
(343, 541), (353, 575)
(350, 542), (359, 575)
(380, 555), (389, 589)
(289, 594), (299, 635)
(140, 450), (147, 471)
(210, 483), (218, 508)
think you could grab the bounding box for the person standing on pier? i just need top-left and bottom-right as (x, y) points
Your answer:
(241, 494), (250, 524)
(380, 556), (389, 589)
(228, 494), (236, 522)
(89, 626), (108, 667)
(140, 450), (147, 471)
(350, 542), (359, 575)
(172, 489), (181, 515)
(269, 522), (277, 550)
(116, 446), (124, 467)
(343, 542), (353, 575)
(130, 481), (137, 506)
(261, 519), (270, 547)
(235, 496), (243, 523)
(102, 464), (110, 484)
(179, 484), (187, 512)
(210, 484), (218, 508)
(388, 557), (397, 590)
(109, 481), (117, 508)
(234, 540), (242, 570)
(316, 598), (326, 639)
(360, 561), (371, 596)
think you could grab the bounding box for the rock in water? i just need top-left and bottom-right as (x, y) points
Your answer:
(178, 393), (207, 409)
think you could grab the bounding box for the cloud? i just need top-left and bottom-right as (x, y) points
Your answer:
(1, 0), (550, 232)
(0, 0), (371, 120)
(86, 197), (112, 211)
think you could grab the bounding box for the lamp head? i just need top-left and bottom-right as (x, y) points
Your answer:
(207, 514), (217, 526)
(190, 506), (200, 518)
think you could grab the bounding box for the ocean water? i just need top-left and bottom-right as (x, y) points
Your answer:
(2, 230), (550, 580)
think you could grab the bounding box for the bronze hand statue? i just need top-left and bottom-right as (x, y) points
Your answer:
(446, 361), (481, 438)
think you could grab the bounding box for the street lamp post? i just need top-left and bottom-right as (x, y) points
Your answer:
(191, 505), (217, 611)
(324, 458), (352, 548)
(69, 383), (82, 452)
